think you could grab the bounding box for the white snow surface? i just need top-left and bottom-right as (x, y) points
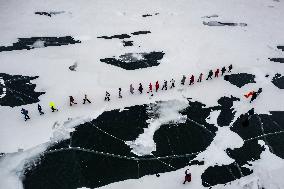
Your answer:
(0, 0), (284, 188)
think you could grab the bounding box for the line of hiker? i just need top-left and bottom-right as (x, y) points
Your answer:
(20, 94), (91, 121)
(20, 65), (234, 121)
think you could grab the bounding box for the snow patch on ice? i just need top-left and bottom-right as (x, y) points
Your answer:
(31, 39), (45, 48)
(196, 126), (244, 167)
(206, 110), (221, 126)
(126, 100), (188, 156)
(0, 77), (6, 99)
(50, 116), (92, 142)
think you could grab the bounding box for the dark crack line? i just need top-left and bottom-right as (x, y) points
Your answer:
(89, 122), (126, 143)
(45, 147), (201, 161)
(244, 130), (284, 142)
(256, 115), (275, 154)
(150, 153), (176, 170)
(187, 118), (215, 137)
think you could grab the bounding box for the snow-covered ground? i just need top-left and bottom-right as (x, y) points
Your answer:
(0, 0), (284, 188)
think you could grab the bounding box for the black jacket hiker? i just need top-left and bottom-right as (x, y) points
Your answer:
(228, 64), (233, 72)
(181, 75), (186, 85)
(206, 70), (213, 80)
(118, 88), (122, 98)
(38, 104), (44, 115)
(161, 80), (167, 90)
(21, 108), (30, 121)
(83, 94), (91, 104)
(138, 83), (143, 94)
(221, 66), (226, 75)
(69, 96), (77, 106)
(170, 79), (175, 88)
(105, 91), (110, 101)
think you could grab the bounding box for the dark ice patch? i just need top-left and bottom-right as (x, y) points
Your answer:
(142, 14), (152, 17)
(0, 36), (81, 52)
(35, 11), (65, 17)
(181, 100), (218, 134)
(231, 111), (284, 158)
(153, 100), (217, 157)
(224, 73), (256, 88)
(277, 46), (284, 51)
(216, 96), (240, 126)
(100, 51), (165, 70)
(203, 21), (247, 27)
(269, 58), (284, 63)
(142, 13), (159, 17)
(202, 14), (219, 18)
(122, 40), (133, 47)
(153, 122), (213, 157)
(227, 140), (264, 166)
(201, 163), (252, 187)
(0, 73), (45, 107)
(272, 73), (284, 89)
(131, 31), (151, 35)
(97, 34), (131, 39)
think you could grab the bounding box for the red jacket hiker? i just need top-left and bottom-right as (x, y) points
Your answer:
(183, 169), (191, 184)
(148, 83), (153, 93)
(244, 91), (255, 98)
(215, 69), (220, 77)
(155, 81), (159, 92)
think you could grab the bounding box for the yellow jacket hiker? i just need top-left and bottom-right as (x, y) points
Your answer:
(49, 102), (58, 112)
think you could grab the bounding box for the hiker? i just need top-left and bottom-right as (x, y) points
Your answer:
(118, 88), (122, 98)
(206, 70), (213, 80)
(244, 91), (255, 98)
(215, 69), (220, 78)
(148, 83), (153, 93)
(49, 102), (58, 112)
(250, 88), (262, 103)
(228, 64), (233, 72)
(197, 73), (203, 82)
(170, 78), (175, 88)
(138, 83), (143, 94)
(69, 96), (77, 106)
(83, 94), (91, 104)
(104, 91), (110, 101)
(183, 169), (191, 184)
(221, 66), (226, 75)
(21, 108), (30, 121)
(37, 104), (44, 115)
(161, 80), (167, 90)
(155, 81), (159, 92)
(130, 84), (134, 94)
(189, 75), (194, 85)
(181, 75), (186, 85)
(69, 62), (78, 71)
